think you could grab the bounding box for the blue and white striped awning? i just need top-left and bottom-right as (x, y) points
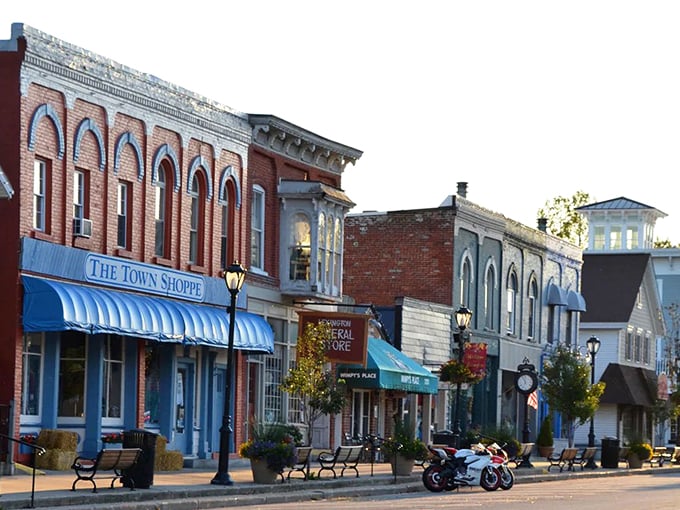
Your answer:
(21, 275), (273, 353)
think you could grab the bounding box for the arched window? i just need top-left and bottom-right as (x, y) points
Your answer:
(484, 265), (495, 329)
(188, 172), (206, 266)
(289, 212), (311, 281)
(220, 182), (234, 270)
(154, 162), (173, 259)
(317, 212), (326, 287)
(506, 271), (518, 335)
(460, 256), (472, 308)
(528, 278), (538, 340)
(333, 217), (342, 292)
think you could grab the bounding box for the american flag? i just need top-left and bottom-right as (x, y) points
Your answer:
(528, 390), (538, 410)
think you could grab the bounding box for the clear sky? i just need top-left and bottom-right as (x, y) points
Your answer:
(4, 1), (680, 243)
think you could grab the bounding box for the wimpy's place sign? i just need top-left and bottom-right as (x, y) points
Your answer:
(297, 311), (369, 365)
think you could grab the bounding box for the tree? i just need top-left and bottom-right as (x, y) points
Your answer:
(541, 345), (605, 447)
(280, 321), (346, 446)
(537, 190), (592, 248)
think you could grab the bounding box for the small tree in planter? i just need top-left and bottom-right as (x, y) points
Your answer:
(536, 414), (554, 458)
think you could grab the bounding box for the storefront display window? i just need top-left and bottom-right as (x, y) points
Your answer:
(102, 335), (123, 420)
(21, 333), (43, 418)
(144, 345), (161, 425)
(58, 331), (86, 418)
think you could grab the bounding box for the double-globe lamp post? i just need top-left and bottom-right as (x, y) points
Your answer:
(211, 261), (247, 486)
(586, 335), (600, 469)
(452, 306), (473, 449)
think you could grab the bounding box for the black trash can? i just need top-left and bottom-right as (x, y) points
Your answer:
(432, 430), (456, 447)
(121, 428), (158, 489)
(601, 437), (620, 468)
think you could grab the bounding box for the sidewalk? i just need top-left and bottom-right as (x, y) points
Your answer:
(1, 457), (678, 510)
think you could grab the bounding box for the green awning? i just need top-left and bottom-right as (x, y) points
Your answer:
(337, 337), (438, 394)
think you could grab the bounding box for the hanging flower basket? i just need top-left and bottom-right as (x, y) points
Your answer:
(439, 359), (483, 385)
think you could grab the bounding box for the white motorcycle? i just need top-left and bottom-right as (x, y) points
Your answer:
(422, 444), (502, 492)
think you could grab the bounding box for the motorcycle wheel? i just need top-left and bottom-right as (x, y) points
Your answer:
(480, 466), (502, 491)
(499, 466), (515, 490)
(422, 464), (448, 492)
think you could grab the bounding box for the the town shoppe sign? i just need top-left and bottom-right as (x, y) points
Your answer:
(297, 311), (369, 365)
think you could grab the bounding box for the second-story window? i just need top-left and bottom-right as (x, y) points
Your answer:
(154, 162), (173, 259)
(460, 257), (472, 308)
(528, 279), (538, 340)
(251, 185), (265, 270)
(484, 265), (495, 329)
(333, 217), (342, 290)
(33, 159), (48, 232)
(117, 181), (131, 249)
(73, 169), (88, 223)
(317, 212), (326, 287)
(506, 271), (517, 335)
(220, 184), (232, 270)
(594, 226), (605, 250)
(289, 213), (311, 280)
(188, 173), (205, 266)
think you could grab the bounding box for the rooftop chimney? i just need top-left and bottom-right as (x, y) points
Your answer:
(537, 218), (548, 232)
(456, 182), (468, 198)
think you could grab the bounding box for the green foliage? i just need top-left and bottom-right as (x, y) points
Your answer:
(541, 345), (605, 446)
(537, 415), (553, 447)
(626, 437), (653, 461)
(280, 322), (347, 445)
(439, 358), (483, 384)
(537, 190), (591, 248)
(382, 418), (429, 460)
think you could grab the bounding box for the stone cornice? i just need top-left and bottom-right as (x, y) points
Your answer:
(249, 114), (363, 175)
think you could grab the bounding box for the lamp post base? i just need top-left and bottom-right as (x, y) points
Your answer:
(210, 472), (234, 485)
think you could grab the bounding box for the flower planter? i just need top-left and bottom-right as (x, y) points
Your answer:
(627, 453), (644, 469)
(250, 458), (280, 484)
(391, 454), (415, 476)
(538, 446), (554, 459)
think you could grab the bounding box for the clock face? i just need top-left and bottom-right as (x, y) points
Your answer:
(515, 371), (538, 394)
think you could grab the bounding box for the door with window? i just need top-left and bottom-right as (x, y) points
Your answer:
(175, 362), (194, 454)
(351, 390), (372, 441)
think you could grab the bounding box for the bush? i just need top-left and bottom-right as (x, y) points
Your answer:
(537, 415), (553, 447)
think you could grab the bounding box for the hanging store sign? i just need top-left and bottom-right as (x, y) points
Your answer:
(463, 342), (487, 379)
(297, 311), (368, 365)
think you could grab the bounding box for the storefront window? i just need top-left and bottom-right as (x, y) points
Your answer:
(144, 345), (161, 425)
(58, 332), (86, 418)
(102, 336), (123, 420)
(22, 333), (43, 418)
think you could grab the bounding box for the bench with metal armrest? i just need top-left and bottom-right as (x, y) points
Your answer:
(71, 448), (142, 493)
(317, 445), (364, 479)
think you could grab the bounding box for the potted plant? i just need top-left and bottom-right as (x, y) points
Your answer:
(382, 419), (429, 476)
(626, 438), (653, 469)
(239, 422), (297, 483)
(536, 415), (554, 458)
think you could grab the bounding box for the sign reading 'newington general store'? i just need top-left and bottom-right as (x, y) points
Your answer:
(296, 311), (369, 365)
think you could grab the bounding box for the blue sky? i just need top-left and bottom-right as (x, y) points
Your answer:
(4, 1), (680, 243)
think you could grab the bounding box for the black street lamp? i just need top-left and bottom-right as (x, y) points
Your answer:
(211, 261), (247, 486)
(586, 335), (600, 470)
(452, 306), (473, 448)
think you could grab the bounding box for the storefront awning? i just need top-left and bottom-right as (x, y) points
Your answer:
(21, 275), (274, 353)
(599, 363), (657, 407)
(337, 337), (438, 394)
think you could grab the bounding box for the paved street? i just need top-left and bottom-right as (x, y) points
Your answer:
(236, 471), (680, 510)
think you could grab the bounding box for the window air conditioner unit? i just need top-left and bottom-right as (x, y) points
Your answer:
(73, 218), (93, 238)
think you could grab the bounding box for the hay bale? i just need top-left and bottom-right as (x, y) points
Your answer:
(36, 429), (77, 451)
(35, 449), (77, 471)
(155, 450), (183, 471)
(155, 435), (168, 454)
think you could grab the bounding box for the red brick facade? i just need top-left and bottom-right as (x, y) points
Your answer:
(343, 208), (456, 306)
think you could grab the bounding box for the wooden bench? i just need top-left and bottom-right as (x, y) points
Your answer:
(572, 447), (597, 470)
(317, 445), (363, 479)
(547, 447), (579, 472)
(71, 448), (142, 492)
(508, 442), (534, 468)
(647, 446), (672, 467)
(617, 446), (630, 468)
(284, 446), (313, 481)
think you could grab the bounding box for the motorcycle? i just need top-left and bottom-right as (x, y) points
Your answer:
(422, 443), (502, 492)
(485, 442), (515, 490)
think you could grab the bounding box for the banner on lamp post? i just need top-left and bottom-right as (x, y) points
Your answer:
(463, 342), (487, 379)
(296, 311), (369, 365)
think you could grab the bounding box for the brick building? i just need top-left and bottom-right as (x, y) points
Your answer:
(0, 23), (280, 466)
(344, 183), (585, 443)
